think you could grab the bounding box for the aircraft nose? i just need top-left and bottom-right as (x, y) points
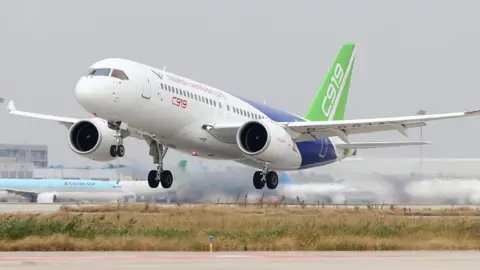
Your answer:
(74, 76), (93, 105)
(74, 76), (114, 114)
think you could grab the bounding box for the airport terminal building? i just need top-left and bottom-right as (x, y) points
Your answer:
(0, 143), (48, 179)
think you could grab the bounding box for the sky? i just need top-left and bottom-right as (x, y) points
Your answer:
(1, 0), (480, 168)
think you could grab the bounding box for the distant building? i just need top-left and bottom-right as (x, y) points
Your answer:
(0, 157), (34, 179)
(0, 144), (48, 168)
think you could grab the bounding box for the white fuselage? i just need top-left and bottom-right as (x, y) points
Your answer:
(75, 59), (343, 171)
(0, 179), (127, 203)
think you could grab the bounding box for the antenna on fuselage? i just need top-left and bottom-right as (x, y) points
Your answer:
(263, 100), (267, 105)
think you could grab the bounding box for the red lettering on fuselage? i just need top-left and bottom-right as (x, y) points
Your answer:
(172, 97), (187, 108)
(165, 74), (226, 99)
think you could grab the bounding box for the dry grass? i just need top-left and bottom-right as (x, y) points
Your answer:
(60, 202), (480, 216)
(1, 203), (480, 251)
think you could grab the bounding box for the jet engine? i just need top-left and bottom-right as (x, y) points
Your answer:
(36, 192), (58, 203)
(236, 120), (300, 168)
(67, 118), (118, 162)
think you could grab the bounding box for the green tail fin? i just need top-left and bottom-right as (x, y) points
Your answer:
(304, 43), (358, 121)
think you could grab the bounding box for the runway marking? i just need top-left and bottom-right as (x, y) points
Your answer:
(0, 253), (401, 261)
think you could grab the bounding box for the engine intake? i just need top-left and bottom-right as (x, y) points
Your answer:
(237, 121), (270, 155)
(68, 118), (117, 161)
(69, 120), (100, 153)
(236, 120), (300, 168)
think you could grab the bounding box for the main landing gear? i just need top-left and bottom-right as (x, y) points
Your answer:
(109, 121), (127, 158)
(147, 140), (173, 189)
(252, 165), (279, 190)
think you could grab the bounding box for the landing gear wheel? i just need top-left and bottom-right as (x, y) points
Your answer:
(146, 140), (174, 189)
(266, 171), (279, 190)
(160, 170), (173, 189)
(148, 170), (159, 188)
(110, 145), (117, 157)
(117, 145), (125, 157)
(253, 171), (265, 189)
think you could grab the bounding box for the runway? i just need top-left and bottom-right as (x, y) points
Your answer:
(0, 251), (479, 269)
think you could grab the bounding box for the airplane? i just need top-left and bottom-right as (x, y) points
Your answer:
(0, 178), (127, 203)
(6, 42), (480, 191)
(277, 171), (377, 204)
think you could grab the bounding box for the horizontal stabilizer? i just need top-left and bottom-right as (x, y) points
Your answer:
(336, 141), (431, 149)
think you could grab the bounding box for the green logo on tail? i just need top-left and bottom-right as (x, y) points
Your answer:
(304, 43), (357, 122)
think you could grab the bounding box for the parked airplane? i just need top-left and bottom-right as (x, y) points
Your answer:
(6, 43), (480, 190)
(277, 172), (377, 204)
(0, 178), (127, 203)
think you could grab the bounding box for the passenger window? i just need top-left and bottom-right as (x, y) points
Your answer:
(161, 83), (165, 90)
(111, 69), (129, 80)
(219, 102), (222, 109)
(176, 88), (179, 94)
(213, 100), (217, 106)
(226, 105), (230, 111)
(209, 99), (213, 106)
(194, 94), (198, 100)
(201, 96), (205, 103)
(89, 68), (111, 76)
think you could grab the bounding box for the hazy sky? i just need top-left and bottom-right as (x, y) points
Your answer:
(1, 0), (479, 168)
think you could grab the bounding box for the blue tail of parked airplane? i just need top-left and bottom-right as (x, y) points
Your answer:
(278, 171), (294, 185)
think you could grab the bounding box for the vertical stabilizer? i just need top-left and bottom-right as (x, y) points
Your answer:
(304, 43), (358, 121)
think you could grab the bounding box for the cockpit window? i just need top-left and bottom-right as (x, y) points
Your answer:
(111, 69), (129, 80)
(89, 68), (111, 76)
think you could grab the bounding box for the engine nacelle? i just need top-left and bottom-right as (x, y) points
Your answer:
(68, 118), (118, 162)
(236, 120), (301, 169)
(36, 192), (57, 204)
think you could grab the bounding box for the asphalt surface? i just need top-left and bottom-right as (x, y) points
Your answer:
(0, 251), (478, 269)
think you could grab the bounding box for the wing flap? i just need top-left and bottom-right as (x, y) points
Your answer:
(285, 109), (480, 142)
(203, 109), (480, 144)
(336, 141), (431, 149)
(292, 122), (426, 142)
(0, 188), (38, 198)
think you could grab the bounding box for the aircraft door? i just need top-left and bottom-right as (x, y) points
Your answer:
(141, 78), (151, 99)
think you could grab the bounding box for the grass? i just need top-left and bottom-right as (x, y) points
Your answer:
(1, 203), (480, 251)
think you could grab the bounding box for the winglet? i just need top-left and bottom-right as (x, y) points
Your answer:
(7, 100), (16, 112)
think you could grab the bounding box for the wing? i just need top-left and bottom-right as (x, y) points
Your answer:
(203, 109), (480, 143)
(0, 188), (38, 199)
(7, 100), (78, 128)
(335, 141), (431, 149)
(6, 100), (152, 140)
